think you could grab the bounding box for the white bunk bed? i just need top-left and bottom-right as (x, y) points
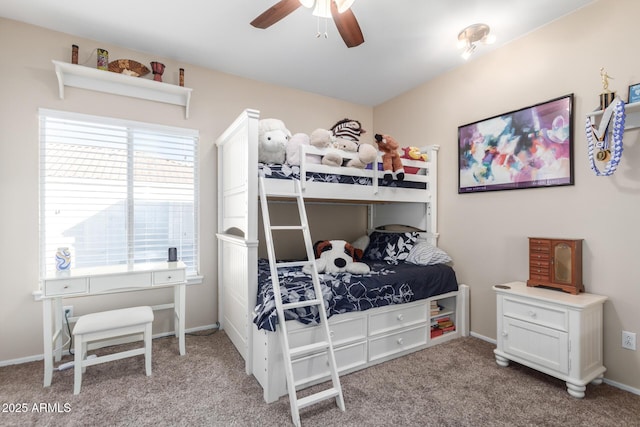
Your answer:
(216, 109), (469, 403)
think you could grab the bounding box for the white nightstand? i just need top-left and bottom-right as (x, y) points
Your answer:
(493, 282), (607, 398)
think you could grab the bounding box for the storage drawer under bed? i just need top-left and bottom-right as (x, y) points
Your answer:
(368, 301), (427, 335)
(368, 324), (428, 362)
(292, 341), (367, 387)
(288, 314), (366, 349)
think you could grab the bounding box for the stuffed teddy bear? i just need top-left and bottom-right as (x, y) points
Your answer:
(309, 119), (376, 168)
(401, 146), (429, 174)
(302, 240), (370, 275)
(258, 118), (291, 164)
(285, 133), (321, 165)
(374, 133), (405, 183)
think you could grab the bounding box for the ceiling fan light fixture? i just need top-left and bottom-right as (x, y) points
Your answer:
(461, 44), (476, 60)
(312, 0), (331, 18)
(335, 0), (356, 13)
(457, 23), (494, 59)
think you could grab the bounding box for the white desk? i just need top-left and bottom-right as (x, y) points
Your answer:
(36, 261), (187, 387)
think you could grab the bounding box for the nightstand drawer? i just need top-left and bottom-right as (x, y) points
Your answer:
(44, 277), (88, 296)
(153, 269), (185, 285)
(503, 296), (567, 331)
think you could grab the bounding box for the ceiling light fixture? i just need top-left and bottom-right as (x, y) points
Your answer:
(457, 23), (495, 60)
(301, 0), (355, 18)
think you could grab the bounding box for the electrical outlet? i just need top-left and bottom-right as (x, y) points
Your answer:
(622, 331), (636, 350)
(63, 305), (73, 318)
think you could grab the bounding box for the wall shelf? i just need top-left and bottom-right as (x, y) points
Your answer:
(586, 100), (640, 131)
(53, 60), (192, 119)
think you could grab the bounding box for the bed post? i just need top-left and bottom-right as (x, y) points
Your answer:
(216, 109), (261, 375)
(429, 145), (439, 239)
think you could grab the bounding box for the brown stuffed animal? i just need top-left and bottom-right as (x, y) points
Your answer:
(374, 134), (405, 183)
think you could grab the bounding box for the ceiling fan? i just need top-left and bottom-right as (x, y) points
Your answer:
(250, 0), (364, 48)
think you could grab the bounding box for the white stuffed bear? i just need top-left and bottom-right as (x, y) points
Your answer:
(258, 118), (291, 164)
(303, 240), (370, 275)
(286, 132), (321, 165)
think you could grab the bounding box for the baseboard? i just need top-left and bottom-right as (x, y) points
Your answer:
(470, 330), (496, 344)
(0, 323), (220, 368)
(466, 331), (640, 396)
(603, 378), (640, 396)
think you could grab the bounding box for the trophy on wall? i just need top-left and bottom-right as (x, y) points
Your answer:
(599, 67), (615, 111)
(586, 67), (626, 175)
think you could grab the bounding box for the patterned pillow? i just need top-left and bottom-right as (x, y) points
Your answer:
(406, 242), (452, 265)
(364, 231), (418, 264)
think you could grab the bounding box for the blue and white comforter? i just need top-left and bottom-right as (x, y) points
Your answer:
(254, 258), (458, 331)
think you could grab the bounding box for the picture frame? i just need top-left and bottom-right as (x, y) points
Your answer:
(628, 83), (640, 104)
(458, 94), (574, 194)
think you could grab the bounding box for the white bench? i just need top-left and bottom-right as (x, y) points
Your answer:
(73, 306), (154, 395)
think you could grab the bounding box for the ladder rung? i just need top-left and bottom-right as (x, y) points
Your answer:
(262, 191), (303, 199)
(290, 341), (329, 359)
(297, 388), (341, 410)
(282, 299), (322, 310)
(276, 260), (313, 269)
(271, 225), (305, 231)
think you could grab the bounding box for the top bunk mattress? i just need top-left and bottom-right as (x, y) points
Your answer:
(260, 163), (427, 190)
(254, 258), (458, 332)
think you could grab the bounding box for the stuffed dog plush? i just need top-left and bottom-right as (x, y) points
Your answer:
(303, 239), (370, 275)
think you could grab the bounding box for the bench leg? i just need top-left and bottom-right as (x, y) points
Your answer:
(74, 335), (83, 395)
(145, 323), (152, 376)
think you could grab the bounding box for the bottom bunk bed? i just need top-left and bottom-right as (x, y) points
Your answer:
(218, 233), (469, 403)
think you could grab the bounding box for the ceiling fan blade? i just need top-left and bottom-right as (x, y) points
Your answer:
(251, 0), (302, 29)
(331, 2), (364, 47)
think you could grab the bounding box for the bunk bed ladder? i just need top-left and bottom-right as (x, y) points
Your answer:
(258, 177), (345, 427)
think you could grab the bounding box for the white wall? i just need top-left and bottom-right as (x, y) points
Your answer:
(0, 18), (372, 362)
(374, 0), (640, 390)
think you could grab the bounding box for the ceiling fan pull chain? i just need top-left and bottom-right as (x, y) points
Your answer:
(315, 17), (329, 39)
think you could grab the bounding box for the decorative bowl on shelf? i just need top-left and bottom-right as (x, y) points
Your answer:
(108, 59), (150, 77)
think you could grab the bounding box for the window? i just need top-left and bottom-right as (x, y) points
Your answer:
(39, 109), (199, 277)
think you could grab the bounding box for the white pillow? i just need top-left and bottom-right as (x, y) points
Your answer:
(406, 242), (452, 265)
(351, 235), (370, 253)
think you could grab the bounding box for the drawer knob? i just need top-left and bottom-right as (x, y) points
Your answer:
(329, 330), (335, 338)
(397, 314), (404, 321)
(527, 310), (537, 318)
(502, 331), (508, 337)
(63, 285), (69, 289)
(397, 338), (404, 345)
(167, 275), (172, 279)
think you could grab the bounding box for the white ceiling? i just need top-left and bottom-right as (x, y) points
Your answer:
(1, 0), (594, 106)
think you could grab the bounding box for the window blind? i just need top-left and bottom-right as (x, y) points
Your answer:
(39, 109), (199, 277)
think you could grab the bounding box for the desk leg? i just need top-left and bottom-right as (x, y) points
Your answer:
(175, 283), (186, 355)
(53, 298), (63, 362)
(43, 299), (53, 387)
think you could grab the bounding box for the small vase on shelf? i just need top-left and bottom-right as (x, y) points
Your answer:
(150, 61), (165, 82)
